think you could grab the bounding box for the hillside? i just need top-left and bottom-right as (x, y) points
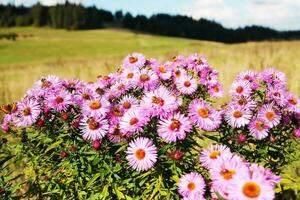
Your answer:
(0, 27), (300, 104)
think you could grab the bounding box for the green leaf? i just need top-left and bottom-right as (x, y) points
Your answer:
(86, 173), (101, 189)
(44, 139), (63, 154)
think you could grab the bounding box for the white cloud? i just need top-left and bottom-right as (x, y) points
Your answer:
(184, 0), (300, 30)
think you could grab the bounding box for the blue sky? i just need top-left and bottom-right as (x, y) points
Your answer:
(1, 0), (300, 30)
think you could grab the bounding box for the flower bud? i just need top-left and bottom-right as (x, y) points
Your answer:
(1, 122), (9, 133)
(293, 129), (300, 138)
(237, 134), (247, 143)
(61, 112), (69, 121)
(37, 119), (44, 127)
(0, 188), (5, 194)
(69, 145), (77, 153)
(60, 150), (68, 158)
(269, 135), (277, 143)
(173, 150), (184, 160)
(92, 140), (101, 151)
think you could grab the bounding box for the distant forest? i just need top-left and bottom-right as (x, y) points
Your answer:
(1, 2), (300, 43)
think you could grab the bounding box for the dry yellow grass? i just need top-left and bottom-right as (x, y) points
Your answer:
(0, 27), (299, 105)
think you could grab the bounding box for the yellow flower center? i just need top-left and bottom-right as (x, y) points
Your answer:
(198, 108), (209, 118)
(89, 101), (101, 110)
(220, 169), (236, 180)
(23, 107), (31, 116)
(236, 86), (244, 94)
(140, 74), (150, 82)
(255, 121), (265, 131)
(130, 117), (139, 125)
(127, 72), (134, 79)
(158, 66), (167, 73)
(152, 96), (165, 106)
(266, 111), (275, 121)
(209, 150), (220, 159)
(289, 98), (298, 105)
(135, 149), (146, 160)
(129, 56), (138, 64)
(169, 119), (181, 131)
(88, 118), (100, 130)
(184, 81), (191, 87)
(242, 182), (261, 198)
(55, 96), (64, 104)
(187, 182), (196, 191)
(122, 101), (131, 109)
(233, 110), (243, 118)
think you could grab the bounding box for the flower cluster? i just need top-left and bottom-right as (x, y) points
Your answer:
(224, 68), (299, 140)
(1, 53), (299, 199)
(178, 144), (280, 199)
(2, 52), (223, 151)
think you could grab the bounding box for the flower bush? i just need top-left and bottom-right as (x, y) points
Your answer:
(0, 53), (299, 199)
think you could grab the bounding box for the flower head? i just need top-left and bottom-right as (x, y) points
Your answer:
(157, 113), (192, 143)
(178, 172), (206, 199)
(126, 137), (157, 171)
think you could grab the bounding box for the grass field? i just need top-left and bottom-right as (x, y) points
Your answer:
(0, 27), (300, 197)
(0, 27), (299, 105)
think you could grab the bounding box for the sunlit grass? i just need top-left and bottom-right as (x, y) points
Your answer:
(0, 27), (299, 105)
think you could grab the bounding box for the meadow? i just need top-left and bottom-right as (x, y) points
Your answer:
(1, 27), (300, 199)
(0, 27), (299, 105)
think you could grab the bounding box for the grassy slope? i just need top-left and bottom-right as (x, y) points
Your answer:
(0, 27), (300, 195)
(0, 27), (299, 105)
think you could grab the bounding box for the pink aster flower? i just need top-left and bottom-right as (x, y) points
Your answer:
(260, 68), (286, 88)
(122, 52), (146, 70)
(210, 155), (248, 197)
(45, 89), (73, 111)
(188, 99), (221, 131)
(266, 86), (287, 107)
(249, 164), (281, 186)
(178, 172), (206, 199)
(249, 118), (270, 140)
(172, 68), (188, 81)
(29, 75), (62, 97)
(199, 144), (232, 169)
(157, 113), (192, 143)
(227, 169), (275, 200)
(258, 104), (281, 128)
(230, 97), (257, 111)
(229, 80), (252, 98)
(119, 95), (139, 110)
(141, 86), (179, 118)
(107, 80), (130, 98)
(82, 98), (110, 117)
(286, 93), (300, 113)
(126, 137), (157, 171)
(198, 67), (219, 86)
(224, 105), (252, 128)
(136, 68), (159, 91)
(171, 54), (186, 66)
(119, 107), (149, 136)
(80, 115), (109, 141)
(208, 83), (224, 99)
(187, 53), (208, 72)
(176, 75), (198, 95)
(236, 70), (258, 83)
(14, 98), (41, 127)
(120, 68), (139, 86)
(107, 105), (124, 125)
(75, 86), (98, 105)
(152, 62), (173, 80)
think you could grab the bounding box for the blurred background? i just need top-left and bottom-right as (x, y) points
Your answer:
(0, 0), (299, 105)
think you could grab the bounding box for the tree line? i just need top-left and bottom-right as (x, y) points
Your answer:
(1, 2), (299, 43)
